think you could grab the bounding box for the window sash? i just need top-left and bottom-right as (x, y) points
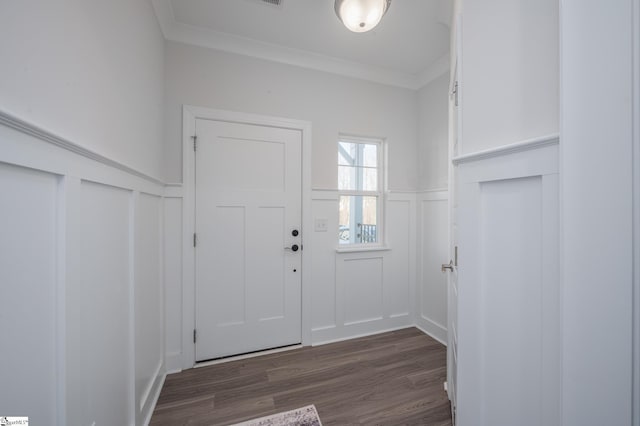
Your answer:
(337, 138), (383, 246)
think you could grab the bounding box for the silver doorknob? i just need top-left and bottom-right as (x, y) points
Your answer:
(441, 260), (453, 272)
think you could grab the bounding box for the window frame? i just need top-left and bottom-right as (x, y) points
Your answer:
(337, 135), (386, 250)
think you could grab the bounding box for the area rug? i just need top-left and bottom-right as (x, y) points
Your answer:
(230, 405), (322, 426)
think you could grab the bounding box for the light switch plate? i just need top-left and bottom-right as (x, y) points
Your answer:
(314, 218), (328, 232)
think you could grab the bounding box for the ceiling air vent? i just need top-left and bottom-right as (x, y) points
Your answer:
(246, 0), (283, 10)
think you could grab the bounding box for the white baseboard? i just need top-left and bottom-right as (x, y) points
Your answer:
(142, 372), (166, 426)
(164, 352), (183, 375)
(311, 320), (414, 346)
(415, 317), (447, 346)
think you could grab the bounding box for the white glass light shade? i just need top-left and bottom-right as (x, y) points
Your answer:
(335, 0), (391, 33)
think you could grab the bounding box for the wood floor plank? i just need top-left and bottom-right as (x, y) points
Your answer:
(150, 327), (452, 426)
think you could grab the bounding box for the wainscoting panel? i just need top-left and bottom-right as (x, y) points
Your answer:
(311, 191), (415, 345)
(416, 191), (449, 344)
(384, 198), (413, 319)
(135, 192), (164, 424)
(163, 192), (183, 373)
(455, 136), (560, 426)
(66, 180), (132, 426)
(479, 176), (543, 425)
(0, 112), (167, 425)
(0, 163), (60, 425)
(340, 255), (384, 325)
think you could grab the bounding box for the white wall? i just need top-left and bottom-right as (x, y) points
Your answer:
(164, 42), (419, 190)
(418, 73), (450, 191)
(459, 0), (558, 154)
(0, 0), (165, 179)
(560, 1), (636, 424)
(416, 73), (450, 343)
(0, 1), (166, 424)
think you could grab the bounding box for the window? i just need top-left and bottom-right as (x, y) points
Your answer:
(338, 137), (383, 246)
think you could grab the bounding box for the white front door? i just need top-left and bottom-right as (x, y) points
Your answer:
(194, 119), (302, 361)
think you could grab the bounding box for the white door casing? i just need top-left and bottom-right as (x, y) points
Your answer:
(181, 106), (312, 368)
(446, 58), (460, 422)
(194, 119), (302, 361)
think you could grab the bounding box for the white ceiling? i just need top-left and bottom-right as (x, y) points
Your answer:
(152, 0), (452, 89)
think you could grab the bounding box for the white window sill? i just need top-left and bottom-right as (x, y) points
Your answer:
(335, 245), (391, 253)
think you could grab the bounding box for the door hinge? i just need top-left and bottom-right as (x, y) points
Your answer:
(193, 329), (197, 344)
(193, 233), (197, 247)
(452, 81), (459, 107)
(192, 135), (197, 151)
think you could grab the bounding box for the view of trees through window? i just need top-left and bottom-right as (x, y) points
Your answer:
(338, 140), (380, 245)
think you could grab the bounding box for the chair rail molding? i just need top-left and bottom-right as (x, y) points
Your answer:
(452, 134), (559, 166)
(0, 110), (164, 185)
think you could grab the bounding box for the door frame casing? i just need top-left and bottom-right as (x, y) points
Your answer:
(446, 12), (463, 417)
(181, 105), (313, 369)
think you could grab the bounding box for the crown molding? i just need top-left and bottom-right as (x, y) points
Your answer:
(151, 0), (448, 90)
(165, 20), (419, 89)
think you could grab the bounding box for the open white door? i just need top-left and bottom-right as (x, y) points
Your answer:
(443, 55), (460, 424)
(194, 119), (302, 361)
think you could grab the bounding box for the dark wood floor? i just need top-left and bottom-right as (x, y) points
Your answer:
(150, 327), (452, 425)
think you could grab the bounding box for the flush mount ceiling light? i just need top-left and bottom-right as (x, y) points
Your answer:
(334, 0), (392, 33)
